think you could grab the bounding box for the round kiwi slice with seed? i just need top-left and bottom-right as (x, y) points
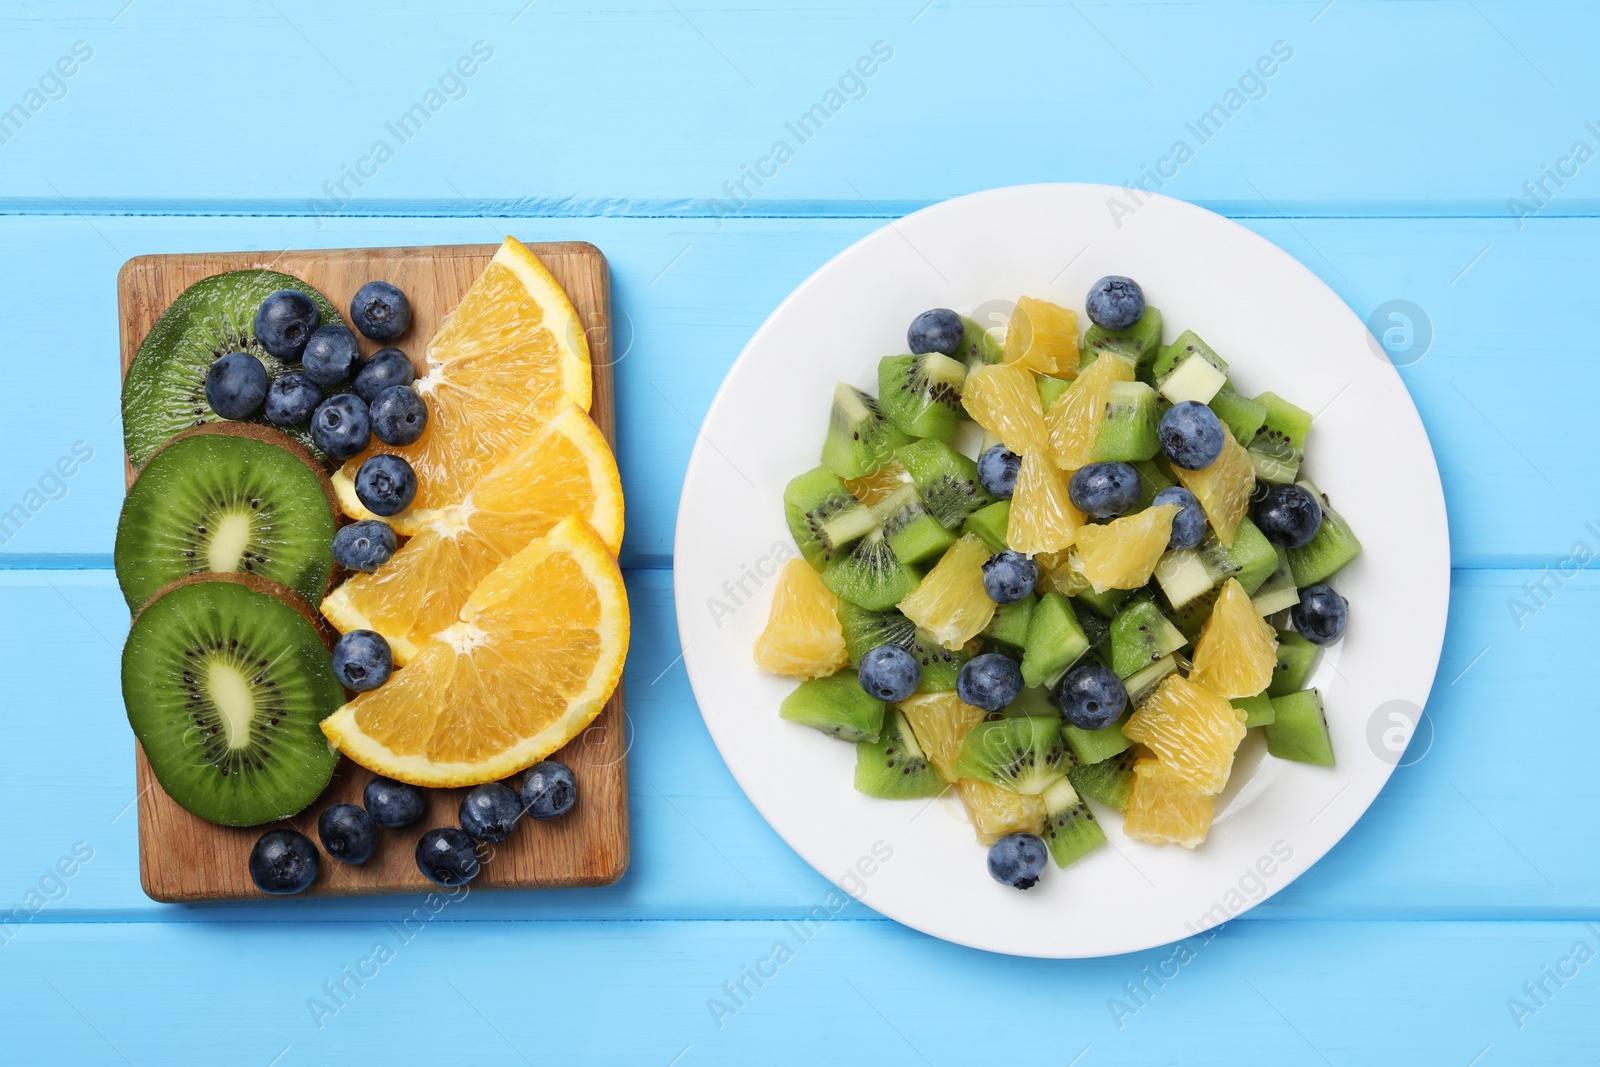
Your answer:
(123, 573), (343, 827)
(114, 424), (338, 612)
(122, 269), (345, 467)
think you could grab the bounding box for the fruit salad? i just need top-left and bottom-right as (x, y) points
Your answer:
(755, 276), (1360, 891)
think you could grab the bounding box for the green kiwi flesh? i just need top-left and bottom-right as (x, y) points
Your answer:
(1232, 693), (1277, 728)
(779, 670), (884, 743)
(1061, 709), (1134, 765)
(1040, 777), (1107, 867)
(950, 715), (1068, 795)
(1021, 592), (1091, 688)
(122, 270), (344, 468)
(1109, 598), (1187, 678)
(1208, 387), (1268, 448)
(873, 482), (957, 566)
(854, 708), (944, 799)
(122, 575), (341, 826)
(984, 592), (1035, 647)
(821, 529), (920, 612)
(821, 383), (911, 479)
(957, 316), (1004, 370)
(894, 439), (994, 531)
(1092, 381), (1162, 463)
(1083, 307), (1164, 372)
(1067, 748), (1138, 813)
(1269, 631), (1320, 697)
(835, 600), (970, 692)
(114, 425), (337, 612)
(1264, 688), (1335, 766)
(1287, 483), (1362, 586)
(784, 467), (876, 569)
(878, 353), (967, 440)
(962, 500), (1011, 553)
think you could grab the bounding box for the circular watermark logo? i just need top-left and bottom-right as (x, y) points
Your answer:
(568, 305), (636, 369)
(577, 708), (636, 768)
(1365, 299), (1432, 366)
(1365, 699), (1432, 767)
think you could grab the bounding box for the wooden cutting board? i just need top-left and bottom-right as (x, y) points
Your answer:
(117, 242), (629, 902)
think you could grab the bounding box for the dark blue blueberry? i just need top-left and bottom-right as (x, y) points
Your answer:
(332, 629), (393, 691)
(1254, 484), (1323, 548)
(205, 352), (268, 420)
(857, 644), (921, 703)
(907, 308), (965, 357)
(1057, 662), (1127, 730)
(302, 325), (362, 387)
(1153, 486), (1207, 550)
(370, 385), (429, 447)
(956, 652), (1023, 712)
(331, 520), (398, 573)
(310, 393), (371, 461)
(519, 760), (577, 821)
(262, 372), (323, 426)
(982, 550), (1038, 605)
(987, 831), (1047, 890)
(253, 289), (321, 360)
(1158, 401), (1226, 470)
(248, 829), (319, 894)
(458, 782), (523, 843)
(415, 827), (480, 886)
(1085, 275), (1145, 331)
(353, 348), (415, 403)
(355, 454), (418, 516)
(317, 803), (377, 865)
(977, 445), (1021, 499)
(363, 776), (425, 828)
(1068, 461), (1141, 519)
(351, 281), (412, 342)
(1292, 584), (1348, 646)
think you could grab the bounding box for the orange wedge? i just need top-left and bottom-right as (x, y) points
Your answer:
(1044, 351), (1134, 470)
(1190, 577), (1279, 698)
(753, 558), (848, 679)
(321, 516), (630, 787)
(321, 406), (623, 664)
(334, 236), (591, 528)
(1123, 758), (1218, 849)
(1172, 428), (1255, 548)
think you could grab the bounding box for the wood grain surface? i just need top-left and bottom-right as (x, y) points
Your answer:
(116, 242), (629, 902)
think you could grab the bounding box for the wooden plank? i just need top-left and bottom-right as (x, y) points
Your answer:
(115, 242), (627, 901)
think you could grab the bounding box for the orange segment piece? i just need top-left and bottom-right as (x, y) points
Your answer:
(898, 691), (985, 780)
(335, 236), (592, 520)
(320, 406), (623, 664)
(961, 362), (1049, 455)
(1073, 504), (1179, 593)
(1007, 451), (1084, 555)
(321, 516), (629, 787)
(1002, 296), (1080, 377)
(753, 558), (848, 679)
(1044, 351), (1134, 470)
(1173, 428), (1255, 547)
(898, 534), (995, 651)
(1190, 577), (1279, 698)
(1123, 758), (1217, 849)
(1122, 674), (1247, 795)
(955, 779), (1047, 844)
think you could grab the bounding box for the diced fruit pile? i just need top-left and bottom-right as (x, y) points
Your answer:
(116, 238), (629, 895)
(755, 276), (1360, 891)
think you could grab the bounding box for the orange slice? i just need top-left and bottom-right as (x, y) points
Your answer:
(1122, 674), (1247, 795)
(1002, 296), (1080, 377)
(1073, 504), (1179, 593)
(897, 534), (995, 650)
(961, 362), (1049, 454)
(753, 558), (849, 679)
(1007, 451), (1084, 555)
(1044, 351), (1134, 470)
(1123, 758), (1217, 848)
(321, 516), (629, 787)
(1190, 578), (1279, 698)
(1173, 428), (1255, 547)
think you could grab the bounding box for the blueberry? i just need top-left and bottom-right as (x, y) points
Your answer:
(332, 629), (393, 691)
(317, 803), (377, 865)
(262, 372), (323, 426)
(415, 827), (480, 887)
(857, 644), (921, 702)
(1085, 276), (1145, 331)
(458, 782), (523, 843)
(1254, 484), (1323, 548)
(1153, 486), (1207, 550)
(248, 829), (319, 894)
(370, 385), (429, 447)
(204, 352), (268, 420)
(1159, 401), (1226, 470)
(977, 445), (1021, 499)
(351, 281), (412, 342)
(1068, 461), (1141, 519)
(332, 520), (398, 573)
(1057, 662), (1127, 730)
(519, 760), (577, 821)
(253, 289), (322, 360)
(907, 308), (965, 357)
(355, 454), (418, 516)
(987, 831), (1048, 890)
(982, 550), (1038, 604)
(302, 325), (362, 387)
(1292, 584), (1348, 646)
(957, 652), (1024, 712)
(364, 776), (425, 828)
(310, 394), (371, 461)
(353, 347), (415, 403)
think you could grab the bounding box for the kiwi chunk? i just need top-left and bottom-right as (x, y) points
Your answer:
(878, 353), (967, 440)
(957, 316), (1004, 370)
(1021, 592), (1090, 689)
(894, 439), (994, 531)
(1250, 554), (1300, 616)
(1264, 689), (1335, 766)
(1232, 694), (1277, 728)
(1068, 748), (1138, 813)
(962, 500), (1012, 553)
(1149, 329), (1222, 382)
(779, 670), (884, 743)
(122, 270), (344, 467)
(122, 575), (342, 826)
(1035, 374), (1073, 411)
(1125, 654), (1179, 704)
(1083, 308), (1164, 372)
(873, 482), (956, 566)
(821, 529), (919, 612)
(114, 425), (337, 612)
(984, 592), (1036, 648)
(834, 601), (970, 692)
(1092, 381), (1161, 463)
(1061, 709), (1134, 765)
(1155, 518), (1279, 610)
(821, 383), (911, 479)
(1108, 598), (1187, 678)
(854, 708), (944, 799)
(950, 716), (1068, 795)
(1040, 777), (1107, 868)
(1269, 631), (1320, 697)
(1208, 387), (1268, 448)
(784, 467), (876, 569)
(1287, 484), (1362, 586)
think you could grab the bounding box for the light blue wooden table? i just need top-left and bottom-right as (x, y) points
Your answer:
(3, 1), (1596, 1062)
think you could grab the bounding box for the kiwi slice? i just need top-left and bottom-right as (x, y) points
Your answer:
(957, 316), (1004, 370)
(1269, 631), (1320, 697)
(894, 439), (994, 531)
(873, 482), (956, 566)
(950, 716), (1068, 795)
(877, 353), (967, 440)
(821, 383), (911, 479)
(122, 574), (342, 826)
(835, 600), (971, 693)
(1208, 387), (1268, 448)
(1020, 592), (1090, 688)
(122, 270), (345, 467)
(1040, 777), (1107, 868)
(1108, 598), (1187, 678)
(1287, 483), (1362, 587)
(1264, 689), (1335, 766)
(779, 671), (884, 743)
(1067, 748), (1138, 813)
(1092, 381), (1161, 463)
(1083, 307), (1163, 372)
(114, 424), (337, 612)
(783, 466), (876, 569)
(820, 529), (919, 612)
(853, 708), (944, 799)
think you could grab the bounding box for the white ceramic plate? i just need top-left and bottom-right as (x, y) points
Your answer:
(672, 184), (1449, 958)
